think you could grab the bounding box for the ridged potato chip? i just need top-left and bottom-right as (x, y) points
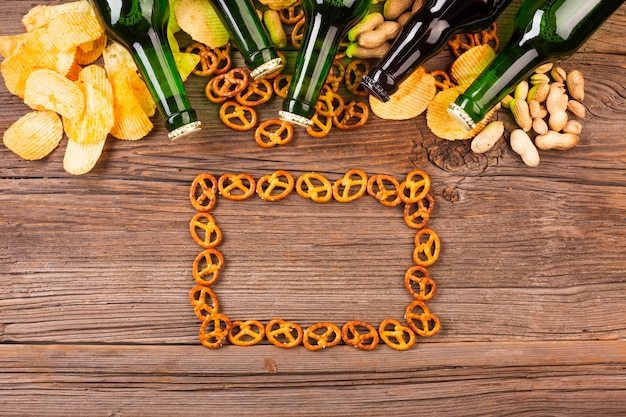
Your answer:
(369, 66), (437, 120)
(21, 0), (91, 32)
(75, 34), (107, 66)
(109, 68), (154, 140)
(0, 33), (29, 58)
(3, 111), (63, 160)
(47, 11), (103, 52)
(450, 44), (495, 86)
(174, 0), (230, 48)
(23, 68), (85, 119)
(64, 81), (114, 144)
(103, 42), (138, 75)
(127, 70), (157, 117)
(426, 85), (497, 140)
(63, 135), (107, 175)
(78, 64), (113, 101)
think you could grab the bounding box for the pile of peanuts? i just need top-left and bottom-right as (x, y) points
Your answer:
(472, 63), (586, 167)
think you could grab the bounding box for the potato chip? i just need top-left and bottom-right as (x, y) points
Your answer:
(127, 70), (157, 117)
(75, 34), (107, 65)
(47, 11), (103, 52)
(22, 0), (91, 32)
(64, 81), (114, 144)
(109, 69), (153, 140)
(174, 52), (202, 82)
(78, 65), (113, 101)
(3, 111), (63, 160)
(55, 48), (81, 80)
(450, 44), (495, 86)
(426, 85), (496, 140)
(23, 68), (85, 120)
(103, 42), (138, 75)
(63, 135), (107, 175)
(369, 66), (437, 120)
(174, 0), (230, 48)
(0, 33), (29, 58)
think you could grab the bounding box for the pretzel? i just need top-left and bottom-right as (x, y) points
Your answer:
(279, 0), (304, 24)
(404, 265), (437, 301)
(211, 67), (250, 98)
(254, 119), (294, 148)
(379, 318), (416, 351)
(212, 43), (232, 75)
(296, 172), (333, 203)
(228, 319), (266, 346)
(367, 174), (402, 207)
(332, 169), (367, 203)
(219, 101), (258, 131)
(399, 169), (431, 203)
(447, 32), (477, 57)
(291, 18), (306, 49)
(341, 320), (379, 350)
(192, 248), (225, 286)
(413, 228), (441, 267)
(236, 78), (273, 107)
(189, 212), (223, 249)
(266, 318), (303, 348)
(185, 42), (219, 77)
(303, 322), (342, 351)
(403, 194), (435, 229)
(430, 69), (455, 91)
(306, 112), (332, 138)
(326, 60), (346, 85)
(256, 170), (295, 201)
(189, 173), (218, 212)
(189, 285), (219, 321)
(334, 40), (350, 61)
(316, 88), (345, 117)
(199, 313), (232, 349)
(272, 73), (291, 98)
(205, 79), (228, 103)
(405, 300), (440, 337)
(332, 101), (368, 130)
(345, 59), (370, 97)
(473, 23), (499, 51)
(218, 173), (256, 201)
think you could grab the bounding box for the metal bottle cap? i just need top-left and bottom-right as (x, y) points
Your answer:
(168, 120), (202, 141)
(447, 103), (476, 131)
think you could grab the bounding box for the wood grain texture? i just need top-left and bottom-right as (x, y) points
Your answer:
(1, 0), (626, 415)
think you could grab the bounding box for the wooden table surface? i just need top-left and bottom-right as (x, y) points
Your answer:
(2, 1), (626, 415)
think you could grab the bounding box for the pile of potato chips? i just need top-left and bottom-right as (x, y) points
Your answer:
(0, 0), (199, 175)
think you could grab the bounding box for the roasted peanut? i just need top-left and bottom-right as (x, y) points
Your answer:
(546, 82), (567, 114)
(535, 131), (579, 150)
(411, 0), (425, 13)
(529, 100), (548, 119)
(567, 99), (586, 118)
(346, 42), (391, 59)
(347, 12), (384, 42)
(527, 82), (549, 103)
(384, 0), (414, 20)
(532, 117), (549, 135)
(358, 21), (401, 49)
(563, 120), (583, 135)
(510, 129), (540, 167)
(264, 9), (287, 48)
(514, 80), (529, 101)
(471, 120), (504, 154)
(548, 110), (568, 132)
(551, 66), (567, 83)
(510, 98), (532, 132)
(535, 62), (554, 74)
(530, 73), (550, 85)
(566, 69), (584, 101)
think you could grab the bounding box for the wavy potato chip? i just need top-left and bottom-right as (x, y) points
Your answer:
(369, 66), (437, 120)
(450, 44), (495, 86)
(22, 0), (91, 32)
(0, 33), (29, 59)
(426, 85), (496, 140)
(47, 11), (104, 52)
(64, 81), (114, 144)
(23, 68), (85, 119)
(103, 42), (138, 75)
(174, 0), (230, 48)
(63, 134), (107, 175)
(126, 70), (157, 117)
(3, 111), (63, 160)
(78, 65), (113, 100)
(75, 34), (107, 65)
(109, 68), (153, 140)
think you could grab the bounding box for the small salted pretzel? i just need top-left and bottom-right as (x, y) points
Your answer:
(326, 60), (346, 85)
(189, 285), (219, 321)
(189, 212), (223, 249)
(303, 322), (342, 351)
(266, 318), (303, 348)
(399, 169), (431, 203)
(345, 59), (370, 96)
(413, 228), (441, 267)
(403, 194), (435, 229)
(219, 101), (258, 131)
(296, 172), (333, 203)
(228, 319), (266, 346)
(405, 300), (440, 337)
(185, 42), (219, 77)
(236, 78), (273, 107)
(218, 173), (256, 201)
(332, 169), (368, 203)
(192, 248), (225, 286)
(473, 23), (499, 51)
(205, 79), (228, 103)
(212, 43), (232, 75)
(254, 119), (294, 148)
(332, 101), (368, 130)
(279, 0), (304, 24)
(272, 73), (292, 98)
(256, 170), (295, 201)
(189, 173), (218, 212)
(341, 320), (379, 350)
(291, 18), (306, 49)
(367, 174), (402, 207)
(404, 265), (437, 301)
(306, 112), (332, 138)
(379, 318), (416, 351)
(430, 69), (455, 91)
(316, 88), (345, 118)
(447, 32), (477, 57)
(199, 313), (232, 349)
(334, 40), (350, 61)
(211, 68), (250, 98)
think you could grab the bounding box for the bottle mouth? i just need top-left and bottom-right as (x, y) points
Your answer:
(168, 120), (202, 141)
(250, 57), (284, 80)
(361, 75), (391, 103)
(279, 110), (313, 128)
(447, 103), (476, 131)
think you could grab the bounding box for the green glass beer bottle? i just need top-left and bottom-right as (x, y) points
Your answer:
(448, 0), (625, 130)
(279, 0), (372, 127)
(89, 0), (201, 140)
(208, 0), (284, 79)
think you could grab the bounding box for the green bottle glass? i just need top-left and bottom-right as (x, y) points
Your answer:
(208, 0), (284, 79)
(89, 0), (201, 140)
(448, 0), (625, 130)
(280, 0), (372, 127)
